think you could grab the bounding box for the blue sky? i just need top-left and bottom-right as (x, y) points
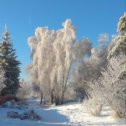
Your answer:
(0, 0), (125, 80)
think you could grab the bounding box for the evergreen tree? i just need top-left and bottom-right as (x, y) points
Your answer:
(117, 12), (126, 34)
(0, 27), (20, 96)
(108, 12), (126, 58)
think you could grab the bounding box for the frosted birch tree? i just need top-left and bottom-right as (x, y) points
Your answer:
(27, 19), (91, 105)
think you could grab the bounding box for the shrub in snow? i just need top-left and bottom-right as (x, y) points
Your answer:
(20, 110), (41, 120)
(1, 101), (16, 108)
(95, 55), (126, 118)
(7, 110), (41, 121)
(7, 111), (20, 119)
(85, 96), (102, 116)
(1, 100), (28, 110)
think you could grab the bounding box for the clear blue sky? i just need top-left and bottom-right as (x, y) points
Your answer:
(0, 0), (125, 80)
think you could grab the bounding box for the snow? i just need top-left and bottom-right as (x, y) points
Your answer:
(55, 103), (126, 126)
(0, 99), (125, 126)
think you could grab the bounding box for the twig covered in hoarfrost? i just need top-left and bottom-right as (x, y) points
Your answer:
(0, 67), (6, 94)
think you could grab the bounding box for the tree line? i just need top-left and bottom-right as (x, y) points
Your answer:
(0, 12), (125, 118)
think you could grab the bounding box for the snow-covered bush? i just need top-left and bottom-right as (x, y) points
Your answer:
(84, 79), (104, 116)
(7, 110), (41, 121)
(85, 96), (103, 116)
(97, 54), (126, 118)
(85, 55), (126, 118)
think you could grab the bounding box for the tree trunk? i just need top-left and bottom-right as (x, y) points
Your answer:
(55, 97), (62, 106)
(61, 91), (65, 104)
(51, 91), (55, 104)
(40, 92), (43, 105)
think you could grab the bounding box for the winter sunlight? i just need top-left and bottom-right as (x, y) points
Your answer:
(0, 0), (126, 126)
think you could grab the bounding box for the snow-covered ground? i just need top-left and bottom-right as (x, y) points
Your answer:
(0, 99), (125, 126)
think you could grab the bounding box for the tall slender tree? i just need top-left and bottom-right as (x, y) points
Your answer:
(0, 26), (20, 96)
(27, 19), (91, 105)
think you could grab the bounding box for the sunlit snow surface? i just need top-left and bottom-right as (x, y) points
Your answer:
(0, 99), (125, 126)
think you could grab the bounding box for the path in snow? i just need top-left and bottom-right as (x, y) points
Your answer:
(54, 103), (126, 126)
(0, 99), (125, 126)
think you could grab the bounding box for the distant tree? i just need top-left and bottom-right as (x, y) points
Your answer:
(0, 27), (20, 96)
(16, 79), (32, 99)
(73, 34), (108, 102)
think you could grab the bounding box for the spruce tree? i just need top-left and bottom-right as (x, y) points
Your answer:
(0, 27), (20, 96)
(108, 12), (126, 58)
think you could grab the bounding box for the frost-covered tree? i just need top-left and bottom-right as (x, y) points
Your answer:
(96, 55), (126, 118)
(27, 19), (91, 105)
(0, 28), (20, 96)
(73, 34), (108, 102)
(117, 12), (126, 34)
(84, 13), (126, 117)
(108, 12), (126, 58)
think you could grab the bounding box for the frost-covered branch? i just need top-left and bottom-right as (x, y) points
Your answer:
(0, 67), (6, 94)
